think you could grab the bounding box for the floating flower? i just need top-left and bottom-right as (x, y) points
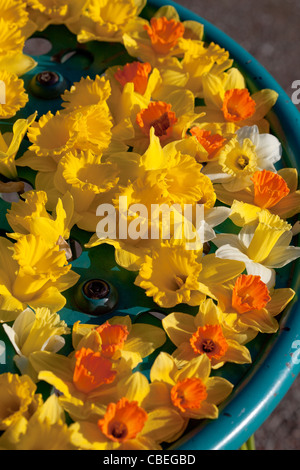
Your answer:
(45, 149), (120, 232)
(213, 274), (295, 334)
(29, 346), (129, 421)
(213, 210), (300, 288)
(134, 236), (246, 308)
(3, 307), (70, 380)
(0, 17), (37, 75)
(67, 0), (147, 43)
(0, 373), (42, 431)
(202, 125), (282, 192)
(0, 394), (76, 450)
(196, 69), (278, 131)
(123, 5), (204, 66)
(216, 168), (300, 224)
(0, 112), (36, 179)
(72, 315), (166, 369)
(7, 190), (78, 259)
(27, 0), (87, 31)
(69, 372), (186, 449)
(162, 299), (252, 368)
(145, 352), (233, 421)
(0, 70), (29, 119)
(0, 235), (79, 323)
(27, 110), (78, 159)
(61, 75), (112, 111)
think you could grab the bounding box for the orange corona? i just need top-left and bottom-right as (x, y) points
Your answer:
(190, 127), (226, 159)
(73, 347), (116, 394)
(144, 16), (185, 55)
(171, 377), (207, 413)
(251, 170), (290, 209)
(232, 274), (271, 314)
(95, 321), (129, 358)
(136, 101), (177, 139)
(114, 61), (152, 95)
(222, 88), (256, 122)
(189, 325), (228, 360)
(98, 398), (148, 443)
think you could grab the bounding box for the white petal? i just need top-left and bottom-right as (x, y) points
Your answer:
(42, 335), (66, 354)
(238, 223), (256, 249)
(256, 134), (282, 165)
(197, 220), (216, 243)
(204, 206), (231, 228)
(215, 244), (250, 263)
(244, 260), (276, 289)
(213, 234), (244, 250)
(2, 324), (22, 356)
(236, 125), (259, 145)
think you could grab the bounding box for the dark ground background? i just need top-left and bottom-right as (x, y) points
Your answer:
(173, 0), (300, 451)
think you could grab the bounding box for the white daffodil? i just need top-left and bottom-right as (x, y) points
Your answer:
(212, 210), (300, 289)
(202, 125), (282, 192)
(3, 307), (70, 381)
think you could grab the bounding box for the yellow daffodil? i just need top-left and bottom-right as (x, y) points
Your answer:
(0, 112), (36, 179)
(156, 41), (233, 99)
(145, 352), (233, 422)
(0, 394), (76, 450)
(26, 110), (78, 159)
(131, 88), (202, 153)
(213, 210), (300, 288)
(122, 5), (204, 67)
(68, 372), (186, 449)
(202, 125), (282, 192)
(195, 69), (278, 132)
(27, 0), (88, 32)
(3, 307), (70, 380)
(72, 315), (166, 370)
(67, 0), (147, 44)
(162, 299), (252, 368)
(61, 75), (112, 112)
(0, 70), (29, 119)
(186, 122), (235, 163)
(7, 190), (78, 259)
(216, 168), (300, 224)
(134, 237), (246, 309)
(213, 274), (295, 334)
(29, 345), (130, 422)
(0, 18), (37, 75)
(0, 235), (79, 323)
(0, 373), (42, 431)
(40, 149), (120, 232)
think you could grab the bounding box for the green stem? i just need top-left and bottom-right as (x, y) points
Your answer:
(240, 434), (256, 450)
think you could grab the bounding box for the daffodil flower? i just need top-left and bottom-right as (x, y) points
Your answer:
(29, 346), (131, 422)
(216, 168), (300, 225)
(27, 0), (88, 32)
(0, 112), (37, 179)
(72, 315), (166, 370)
(122, 5), (204, 67)
(156, 41), (233, 99)
(134, 236), (246, 309)
(0, 373), (42, 431)
(213, 210), (300, 288)
(162, 299), (252, 368)
(3, 307), (70, 380)
(7, 190), (78, 259)
(202, 125), (282, 192)
(0, 394), (76, 450)
(68, 372), (186, 449)
(145, 352), (233, 421)
(0, 235), (79, 323)
(195, 69), (278, 132)
(0, 70), (29, 120)
(0, 16), (37, 75)
(213, 274), (295, 334)
(67, 0), (147, 44)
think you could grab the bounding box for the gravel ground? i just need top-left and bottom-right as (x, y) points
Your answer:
(173, 0), (300, 451)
